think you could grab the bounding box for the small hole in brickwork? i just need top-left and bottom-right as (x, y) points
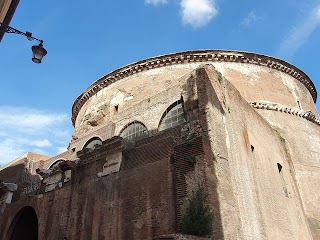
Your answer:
(277, 163), (282, 173)
(72, 147), (76, 152)
(297, 100), (302, 110)
(250, 145), (254, 152)
(115, 105), (119, 112)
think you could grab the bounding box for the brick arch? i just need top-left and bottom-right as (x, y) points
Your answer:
(6, 206), (38, 240)
(47, 159), (66, 170)
(115, 119), (150, 136)
(119, 121), (149, 142)
(82, 136), (103, 150)
(44, 158), (67, 170)
(119, 121), (147, 134)
(79, 135), (103, 150)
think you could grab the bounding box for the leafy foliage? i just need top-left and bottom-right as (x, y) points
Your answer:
(180, 187), (213, 236)
(217, 71), (224, 83)
(187, 156), (197, 166)
(182, 132), (196, 145)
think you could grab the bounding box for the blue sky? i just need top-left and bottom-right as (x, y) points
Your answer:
(0, 0), (320, 165)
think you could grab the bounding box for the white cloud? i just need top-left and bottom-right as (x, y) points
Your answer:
(0, 131), (8, 137)
(180, 0), (217, 27)
(276, 4), (320, 59)
(240, 11), (257, 27)
(0, 138), (27, 166)
(52, 129), (71, 139)
(30, 139), (52, 148)
(144, 0), (218, 27)
(145, 0), (168, 5)
(0, 106), (67, 134)
(57, 147), (67, 154)
(0, 106), (72, 166)
(31, 148), (49, 156)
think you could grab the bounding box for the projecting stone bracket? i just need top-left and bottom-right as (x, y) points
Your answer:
(37, 160), (75, 193)
(97, 152), (122, 177)
(42, 172), (63, 193)
(0, 182), (18, 204)
(77, 136), (124, 163)
(40, 170), (72, 193)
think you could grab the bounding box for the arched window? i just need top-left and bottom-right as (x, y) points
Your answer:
(48, 159), (65, 170)
(120, 121), (148, 142)
(159, 99), (186, 131)
(83, 137), (102, 152)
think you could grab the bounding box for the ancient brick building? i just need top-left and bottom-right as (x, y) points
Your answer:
(0, 50), (319, 239)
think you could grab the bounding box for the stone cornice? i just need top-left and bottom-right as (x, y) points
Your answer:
(250, 101), (320, 126)
(71, 50), (317, 126)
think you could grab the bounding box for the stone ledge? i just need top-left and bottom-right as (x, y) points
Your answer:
(158, 234), (210, 240)
(250, 101), (320, 126)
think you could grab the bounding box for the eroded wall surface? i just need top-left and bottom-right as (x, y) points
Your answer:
(1, 50), (319, 239)
(189, 66), (313, 239)
(255, 109), (320, 239)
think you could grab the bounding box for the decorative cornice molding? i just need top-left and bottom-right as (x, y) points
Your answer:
(250, 101), (320, 126)
(71, 50), (317, 126)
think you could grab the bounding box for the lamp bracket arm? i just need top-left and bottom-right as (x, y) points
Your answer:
(0, 22), (43, 44)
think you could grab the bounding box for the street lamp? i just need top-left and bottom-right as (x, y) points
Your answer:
(0, 22), (47, 63)
(31, 40), (47, 63)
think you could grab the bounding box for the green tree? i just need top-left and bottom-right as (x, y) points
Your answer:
(180, 187), (213, 236)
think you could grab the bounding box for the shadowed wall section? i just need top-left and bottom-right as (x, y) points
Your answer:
(0, 50), (319, 239)
(7, 206), (38, 240)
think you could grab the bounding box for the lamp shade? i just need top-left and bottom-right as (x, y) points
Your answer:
(31, 43), (47, 63)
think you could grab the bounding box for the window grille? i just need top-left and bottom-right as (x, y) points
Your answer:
(48, 160), (64, 170)
(83, 137), (102, 151)
(159, 100), (186, 131)
(120, 122), (148, 142)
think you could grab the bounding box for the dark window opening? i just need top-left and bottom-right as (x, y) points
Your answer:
(8, 206), (38, 240)
(114, 105), (119, 112)
(48, 160), (65, 170)
(83, 137), (103, 152)
(277, 163), (282, 173)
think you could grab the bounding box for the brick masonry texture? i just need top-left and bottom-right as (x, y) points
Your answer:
(0, 50), (320, 240)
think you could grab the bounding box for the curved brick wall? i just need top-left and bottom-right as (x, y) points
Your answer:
(2, 52), (319, 239)
(71, 50), (318, 139)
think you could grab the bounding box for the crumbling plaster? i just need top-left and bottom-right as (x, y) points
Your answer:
(1, 50), (319, 240)
(194, 65), (312, 239)
(54, 57), (320, 239)
(254, 109), (320, 239)
(66, 58), (320, 239)
(72, 58), (317, 142)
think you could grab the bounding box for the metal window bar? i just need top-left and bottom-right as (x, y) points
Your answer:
(120, 122), (148, 142)
(159, 100), (186, 131)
